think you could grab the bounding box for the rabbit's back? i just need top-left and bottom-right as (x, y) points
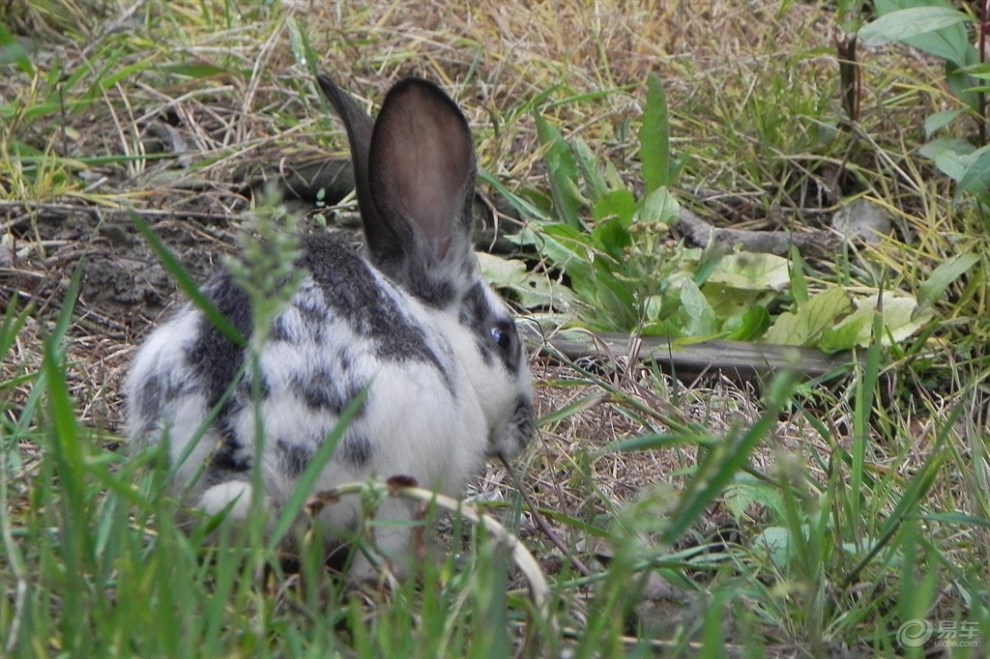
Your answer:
(126, 234), (489, 514)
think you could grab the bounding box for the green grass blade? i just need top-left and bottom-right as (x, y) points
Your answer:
(662, 372), (798, 544)
(131, 212), (246, 347)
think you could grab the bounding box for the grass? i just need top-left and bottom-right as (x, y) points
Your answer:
(2, 0), (990, 656)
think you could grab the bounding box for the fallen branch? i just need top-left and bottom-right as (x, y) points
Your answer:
(523, 324), (850, 381)
(676, 206), (842, 256)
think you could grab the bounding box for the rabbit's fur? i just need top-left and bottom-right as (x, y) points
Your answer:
(125, 75), (535, 577)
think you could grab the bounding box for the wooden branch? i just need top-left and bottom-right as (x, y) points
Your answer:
(675, 206), (841, 256)
(523, 325), (850, 381)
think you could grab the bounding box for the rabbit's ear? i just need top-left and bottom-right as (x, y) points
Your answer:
(317, 75), (403, 263)
(368, 78), (476, 267)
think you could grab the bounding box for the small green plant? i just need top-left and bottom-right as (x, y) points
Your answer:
(497, 74), (961, 353)
(858, 0), (990, 201)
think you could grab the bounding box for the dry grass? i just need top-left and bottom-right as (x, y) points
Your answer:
(3, 0), (989, 655)
(3, 0), (849, 462)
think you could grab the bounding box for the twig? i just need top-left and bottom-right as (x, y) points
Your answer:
(676, 206), (841, 256)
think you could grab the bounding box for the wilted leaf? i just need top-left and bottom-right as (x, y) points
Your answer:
(708, 253), (790, 291)
(819, 292), (933, 351)
(763, 287), (852, 346)
(477, 252), (570, 310)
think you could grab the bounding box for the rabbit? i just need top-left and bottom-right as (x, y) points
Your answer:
(125, 74), (535, 578)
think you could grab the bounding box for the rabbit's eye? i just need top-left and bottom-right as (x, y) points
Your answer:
(490, 325), (512, 351)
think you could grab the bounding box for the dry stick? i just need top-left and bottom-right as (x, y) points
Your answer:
(501, 455), (594, 579)
(522, 324), (850, 382)
(675, 205), (841, 256)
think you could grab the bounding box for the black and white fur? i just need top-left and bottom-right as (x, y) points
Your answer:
(125, 75), (535, 576)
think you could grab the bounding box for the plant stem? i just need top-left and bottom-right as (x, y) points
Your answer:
(981, 1), (988, 144)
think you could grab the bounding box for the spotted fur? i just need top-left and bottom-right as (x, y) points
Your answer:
(125, 75), (535, 578)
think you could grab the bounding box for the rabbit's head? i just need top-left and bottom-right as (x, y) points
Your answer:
(317, 75), (535, 460)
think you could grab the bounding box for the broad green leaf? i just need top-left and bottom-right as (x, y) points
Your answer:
(860, 7), (973, 55)
(535, 114), (585, 229)
(638, 72), (672, 192)
(590, 218), (631, 260)
(593, 273), (638, 329)
(872, 0), (978, 73)
(754, 527), (793, 570)
(643, 294), (664, 322)
(637, 185), (680, 225)
(925, 141), (979, 182)
(571, 137), (609, 201)
(532, 223), (594, 280)
(918, 252), (981, 306)
(727, 305), (771, 341)
(924, 108), (965, 139)
(0, 22), (33, 74)
(708, 252), (790, 291)
(955, 147), (990, 199)
(947, 59), (982, 112)
(641, 318), (683, 338)
(692, 248), (724, 287)
(918, 137), (974, 161)
(593, 189), (637, 224)
(817, 313), (870, 353)
(724, 480), (784, 522)
(479, 169), (554, 223)
(763, 287), (851, 346)
(679, 278), (717, 337)
(701, 283), (765, 330)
